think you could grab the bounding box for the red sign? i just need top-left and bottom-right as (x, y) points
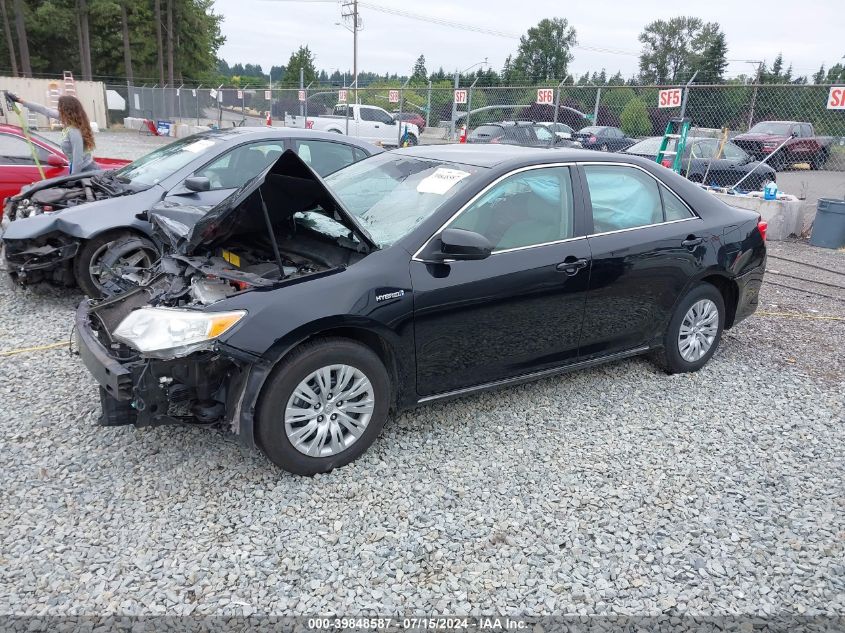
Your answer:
(536, 88), (554, 105)
(388, 90), (399, 103)
(298, 90), (306, 102)
(658, 88), (682, 108)
(305, 120), (314, 129)
(454, 89), (468, 104)
(338, 89), (348, 103)
(827, 86), (845, 110)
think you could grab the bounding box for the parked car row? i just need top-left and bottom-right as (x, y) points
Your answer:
(1, 127), (766, 475)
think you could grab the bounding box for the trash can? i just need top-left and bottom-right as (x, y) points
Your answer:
(809, 198), (845, 249)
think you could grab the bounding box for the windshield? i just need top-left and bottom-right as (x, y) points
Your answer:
(323, 153), (482, 247)
(30, 131), (62, 154)
(748, 122), (793, 135)
(115, 135), (219, 186)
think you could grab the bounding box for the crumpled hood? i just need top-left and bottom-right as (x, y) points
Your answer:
(147, 149), (376, 255)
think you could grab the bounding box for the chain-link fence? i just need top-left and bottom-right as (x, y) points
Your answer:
(108, 82), (845, 170)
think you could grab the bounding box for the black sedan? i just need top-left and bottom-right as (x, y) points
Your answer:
(624, 136), (776, 190)
(76, 145), (766, 475)
(467, 122), (580, 148)
(1, 128), (380, 296)
(572, 126), (636, 152)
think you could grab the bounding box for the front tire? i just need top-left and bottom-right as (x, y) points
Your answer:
(256, 338), (391, 475)
(810, 150), (828, 170)
(74, 232), (157, 298)
(654, 283), (725, 374)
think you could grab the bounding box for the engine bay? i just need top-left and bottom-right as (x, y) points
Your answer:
(8, 174), (127, 220)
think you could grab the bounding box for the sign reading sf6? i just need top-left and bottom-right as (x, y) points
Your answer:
(536, 88), (554, 105)
(828, 86), (845, 110)
(658, 88), (682, 108)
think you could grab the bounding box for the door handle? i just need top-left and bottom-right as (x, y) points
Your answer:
(556, 257), (588, 275)
(682, 236), (704, 248)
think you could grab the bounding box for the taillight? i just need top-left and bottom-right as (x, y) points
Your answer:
(589, 135), (597, 143)
(490, 137), (500, 144)
(757, 218), (768, 241)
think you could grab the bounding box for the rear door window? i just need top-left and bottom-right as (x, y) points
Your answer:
(0, 133), (50, 165)
(584, 165), (663, 233)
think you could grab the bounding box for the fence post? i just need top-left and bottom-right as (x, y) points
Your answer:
(747, 83), (759, 131)
(552, 78), (567, 128)
(466, 77), (479, 136)
(217, 84), (223, 128)
(593, 87), (601, 126)
(679, 71), (698, 121)
(398, 77), (410, 146)
(451, 72), (459, 139)
(196, 84), (201, 126)
(426, 80), (431, 130)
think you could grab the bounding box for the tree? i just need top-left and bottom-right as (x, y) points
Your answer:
(270, 65), (286, 83)
(12, 0), (30, 77)
(697, 30), (727, 82)
(638, 16), (724, 83)
(411, 54), (427, 83)
(283, 45), (317, 86)
(512, 18), (577, 82)
(0, 0), (17, 76)
(813, 65), (826, 84)
(620, 97), (651, 136)
(120, 1), (132, 84)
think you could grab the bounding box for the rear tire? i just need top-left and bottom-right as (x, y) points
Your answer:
(74, 232), (157, 298)
(653, 283), (725, 374)
(810, 150), (828, 170)
(256, 338), (391, 475)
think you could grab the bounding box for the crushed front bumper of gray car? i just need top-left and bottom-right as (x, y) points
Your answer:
(2, 233), (80, 285)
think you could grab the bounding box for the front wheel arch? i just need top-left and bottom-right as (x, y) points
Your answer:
(73, 229), (158, 297)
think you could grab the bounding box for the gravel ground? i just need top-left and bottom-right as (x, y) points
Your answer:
(1, 238), (843, 617)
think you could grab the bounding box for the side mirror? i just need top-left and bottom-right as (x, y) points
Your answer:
(438, 228), (493, 261)
(184, 176), (211, 192)
(47, 154), (68, 168)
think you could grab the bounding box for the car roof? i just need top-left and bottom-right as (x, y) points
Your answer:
(394, 143), (639, 168)
(192, 126), (382, 152)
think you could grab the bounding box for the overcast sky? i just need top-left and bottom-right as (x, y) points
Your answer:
(214, 0), (843, 81)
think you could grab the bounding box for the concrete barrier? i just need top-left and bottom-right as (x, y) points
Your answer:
(711, 191), (802, 241)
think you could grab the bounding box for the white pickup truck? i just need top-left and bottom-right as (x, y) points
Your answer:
(284, 104), (420, 147)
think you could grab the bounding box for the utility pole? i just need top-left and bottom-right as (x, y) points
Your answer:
(341, 1), (361, 103)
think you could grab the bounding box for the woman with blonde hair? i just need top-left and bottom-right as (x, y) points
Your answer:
(8, 93), (96, 174)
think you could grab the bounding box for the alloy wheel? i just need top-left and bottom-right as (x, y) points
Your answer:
(284, 364), (375, 457)
(678, 299), (719, 362)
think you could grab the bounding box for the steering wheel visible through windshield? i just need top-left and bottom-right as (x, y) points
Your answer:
(321, 153), (481, 248)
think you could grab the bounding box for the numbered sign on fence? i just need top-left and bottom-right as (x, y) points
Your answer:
(192, 89), (197, 97)
(388, 90), (400, 103)
(237, 90), (243, 100)
(338, 89), (348, 103)
(176, 88), (180, 97)
(827, 86), (845, 110)
(298, 90), (306, 102)
(454, 89), (468, 104)
(264, 90), (271, 99)
(536, 88), (554, 105)
(658, 88), (682, 108)
(209, 88), (218, 100)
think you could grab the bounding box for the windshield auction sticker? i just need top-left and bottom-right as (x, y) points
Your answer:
(184, 139), (216, 153)
(416, 168), (471, 195)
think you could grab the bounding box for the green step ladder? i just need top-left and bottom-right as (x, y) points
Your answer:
(655, 118), (691, 174)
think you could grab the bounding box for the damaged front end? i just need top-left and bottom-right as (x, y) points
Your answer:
(1, 231), (79, 285)
(75, 149), (373, 437)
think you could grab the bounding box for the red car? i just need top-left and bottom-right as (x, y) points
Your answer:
(392, 111), (426, 134)
(0, 123), (129, 212)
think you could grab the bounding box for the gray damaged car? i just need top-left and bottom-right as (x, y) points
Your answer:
(1, 128), (380, 296)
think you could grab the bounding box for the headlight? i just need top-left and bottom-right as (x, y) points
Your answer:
(112, 307), (246, 358)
